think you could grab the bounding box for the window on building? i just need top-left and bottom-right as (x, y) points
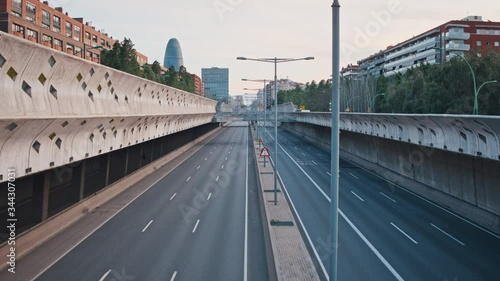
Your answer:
(12, 23), (24, 35)
(65, 21), (72, 38)
(74, 26), (81, 41)
(42, 10), (51, 29)
(66, 21), (73, 38)
(477, 41), (482, 46)
(85, 32), (91, 44)
(26, 29), (38, 40)
(495, 42), (500, 47)
(26, 2), (36, 22)
(11, 0), (22, 17)
(42, 34), (52, 45)
(100, 38), (105, 46)
(54, 38), (62, 48)
(53, 15), (61, 33)
(92, 34), (98, 44)
(66, 43), (74, 54)
(75, 46), (82, 56)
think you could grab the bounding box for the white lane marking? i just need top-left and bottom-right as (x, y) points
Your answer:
(186, 176), (191, 182)
(244, 129), (249, 281)
(169, 193), (177, 201)
(301, 152), (306, 156)
(391, 222), (418, 244)
(317, 153), (322, 156)
(430, 223), (465, 246)
(29, 128), (226, 281)
(216, 176), (220, 182)
(327, 172), (332, 176)
(380, 192), (397, 203)
(192, 219), (200, 233)
(294, 147), (298, 150)
(210, 151), (213, 154)
(99, 269), (111, 281)
(222, 165), (224, 169)
(341, 157), (500, 240)
(276, 142), (405, 281)
(142, 220), (153, 232)
(170, 271), (178, 281)
(312, 160), (318, 166)
(205, 157), (208, 161)
(351, 191), (365, 202)
(225, 157), (228, 161)
(349, 172), (359, 180)
(197, 165), (201, 170)
(207, 193), (212, 201)
(228, 151), (231, 154)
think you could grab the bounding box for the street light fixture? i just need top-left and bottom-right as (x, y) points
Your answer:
(242, 79), (273, 150)
(434, 47), (496, 115)
(83, 45), (104, 62)
(238, 57), (314, 205)
(371, 93), (385, 113)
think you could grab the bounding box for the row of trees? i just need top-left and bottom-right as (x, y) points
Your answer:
(100, 38), (195, 93)
(277, 51), (500, 115)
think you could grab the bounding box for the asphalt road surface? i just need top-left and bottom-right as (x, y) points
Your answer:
(260, 126), (500, 281)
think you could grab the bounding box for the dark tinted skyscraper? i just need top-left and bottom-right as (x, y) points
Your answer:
(163, 38), (184, 71)
(202, 67), (229, 101)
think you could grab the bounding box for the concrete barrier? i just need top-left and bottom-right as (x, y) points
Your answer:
(282, 121), (500, 234)
(0, 31), (217, 182)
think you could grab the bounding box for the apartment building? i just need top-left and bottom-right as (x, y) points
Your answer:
(343, 16), (500, 77)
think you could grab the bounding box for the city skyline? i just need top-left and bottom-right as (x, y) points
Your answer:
(43, 0), (500, 96)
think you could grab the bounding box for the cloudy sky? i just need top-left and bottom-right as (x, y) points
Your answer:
(47, 0), (499, 95)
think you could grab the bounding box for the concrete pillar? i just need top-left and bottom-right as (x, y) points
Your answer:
(124, 148), (129, 175)
(41, 172), (50, 221)
(79, 161), (86, 201)
(104, 153), (111, 186)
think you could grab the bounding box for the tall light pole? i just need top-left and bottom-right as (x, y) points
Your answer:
(242, 79), (272, 145)
(371, 93), (385, 113)
(238, 57), (314, 205)
(331, 1), (341, 281)
(434, 47), (497, 115)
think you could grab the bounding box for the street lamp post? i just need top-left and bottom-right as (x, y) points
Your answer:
(434, 47), (497, 115)
(243, 87), (263, 148)
(83, 45), (104, 62)
(371, 93), (385, 113)
(331, 1), (341, 281)
(243, 79), (272, 168)
(238, 57), (314, 205)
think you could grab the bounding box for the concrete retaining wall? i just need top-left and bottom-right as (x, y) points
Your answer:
(282, 122), (500, 233)
(0, 31), (217, 181)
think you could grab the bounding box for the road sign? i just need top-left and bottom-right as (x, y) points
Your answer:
(260, 147), (270, 157)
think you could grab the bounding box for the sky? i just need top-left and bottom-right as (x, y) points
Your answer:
(46, 0), (500, 96)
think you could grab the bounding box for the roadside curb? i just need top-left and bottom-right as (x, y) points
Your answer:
(249, 125), (320, 281)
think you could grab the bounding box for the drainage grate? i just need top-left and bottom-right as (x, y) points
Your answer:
(270, 220), (294, 226)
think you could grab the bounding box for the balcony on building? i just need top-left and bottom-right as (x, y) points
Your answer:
(445, 31), (470, 40)
(445, 42), (471, 51)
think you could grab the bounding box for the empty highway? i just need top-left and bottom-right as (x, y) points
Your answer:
(260, 126), (500, 281)
(27, 123), (270, 281)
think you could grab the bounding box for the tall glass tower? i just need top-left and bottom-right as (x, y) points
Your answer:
(202, 67), (229, 102)
(163, 38), (184, 71)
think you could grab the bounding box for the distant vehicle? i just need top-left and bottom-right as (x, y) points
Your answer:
(299, 109), (310, 112)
